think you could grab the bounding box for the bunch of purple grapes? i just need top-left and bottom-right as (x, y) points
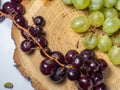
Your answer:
(0, 0), (48, 54)
(40, 49), (108, 90)
(0, 0), (108, 90)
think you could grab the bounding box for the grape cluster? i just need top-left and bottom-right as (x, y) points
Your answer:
(0, 0), (109, 90)
(40, 49), (108, 90)
(62, 0), (120, 65)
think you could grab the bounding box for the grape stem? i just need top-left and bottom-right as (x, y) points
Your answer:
(0, 11), (72, 68)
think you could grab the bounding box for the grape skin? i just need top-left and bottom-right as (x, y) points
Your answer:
(103, 17), (120, 34)
(71, 16), (90, 33)
(115, 0), (120, 11)
(108, 46), (120, 65)
(82, 34), (98, 49)
(89, 0), (104, 11)
(89, 11), (104, 28)
(97, 35), (112, 52)
(72, 0), (90, 9)
(102, 8), (118, 18)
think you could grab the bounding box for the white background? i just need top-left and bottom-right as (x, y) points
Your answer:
(0, 0), (34, 90)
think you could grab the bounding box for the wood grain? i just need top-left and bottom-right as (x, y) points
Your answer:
(12, 0), (120, 90)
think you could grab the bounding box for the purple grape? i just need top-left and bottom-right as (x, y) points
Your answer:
(93, 83), (107, 90)
(40, 59), (57, 76)
(80, 49), (96, 62)
(97, 59), (108, 74)
(34, 26), (43, 35)
(35, 36), (48, 48)
(33, 16), (45, 26)
(78, 75), (93, 90)
(50, 67), (66, 83)
(51, 51), (65, 64)
(3, 2), (15, 14)
(20, 40), (33, 53)
(14, 4), (25, 15)
(11, 0), (22, 3)
(0, 16), (5, 22)
(40, 47), (51, 57)
(86, 60), (99, 74)
(14, 15), (27, 27)
(66, 68), (80, 81)
(21, 30), (30, 39)
(72, 54), (84, 69)
(29, 27), (36, 36)
(65, 50), (79, 64)
(91, 73), (104, 86)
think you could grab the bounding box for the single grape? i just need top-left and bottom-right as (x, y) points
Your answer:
(72, 0), (90, 9)
(40, 59), (57, 76)
(102, 8), (118, 18)
(80, 49), (96, 62)
(115, 0), (120, 11)
(33, 16), (45, 26)
(35, 36), (48, 48)
(71, 16), (90, 33)
(65, 50), (79, 64)
(89, 11), (104, 28)
(97, 35), (112, 52)
(112, 35), (120, 46)
(34, 26), (43, 36)
(14, 4), (25, 15)
(14, 15), (27, 27)
(0, 16), (5, 22)
(82, 34), (98, 49)
(104, 0), (117, 8)
(78, 75), (93, 90)
(3, 2), (15, 14)
(21, 30), (29, 39)
(103, 18), (120, 34)
(89, 0), (104, 11)
(50, 67), (66, 83)
(91, 73), (104, 86)
(20, 40), (33, 53)
(51, 51), (65, 64)
(66, 68), (80, 81)
(93, 83), (107, 90)
(108, 45), (120, 65)
(11, 0), (22, 3)
(29, 27), (36, 36)
(62, 0), (72, 5)
(86, 60), (99, 74)
(40, 47), (51, 57)
(97, 59), (108, 74)
(72, 54), (84, 69)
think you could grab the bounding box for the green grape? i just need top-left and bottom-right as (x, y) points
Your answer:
(108, 45), (120, 65)
(89, 0), (104, 11)
(88, 11), (104, 28)
(72, 0), (90, 9)
(71, 16), (90, 33)
(115, 0), (120, 11)
(112, 35), (120, 45)
(82, 34), (98, 49)
(102, 8), (118, 18)
(62, 0), (72, 4)
(97, 35), (112, 52)
(103, 18), (120, 34)
(104, 0), (117, 8)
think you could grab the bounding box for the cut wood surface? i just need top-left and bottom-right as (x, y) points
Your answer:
(12, 0), (120, 90)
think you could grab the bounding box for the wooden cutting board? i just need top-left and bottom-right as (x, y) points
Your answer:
(12, 0), (120, 90)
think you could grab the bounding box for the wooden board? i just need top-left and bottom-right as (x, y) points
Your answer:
(12, 0), (120, 90)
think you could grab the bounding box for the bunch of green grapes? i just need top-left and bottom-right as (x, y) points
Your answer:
(62, 0), (120, 65)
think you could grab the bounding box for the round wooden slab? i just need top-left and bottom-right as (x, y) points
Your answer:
(12, 0), (120, 90)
